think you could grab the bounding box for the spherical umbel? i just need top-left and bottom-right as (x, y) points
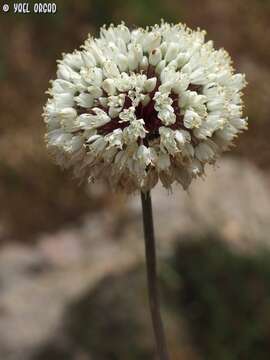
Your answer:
(43, 22), (247, 193)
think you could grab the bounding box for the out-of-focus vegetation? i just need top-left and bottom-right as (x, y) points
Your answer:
(166, 235), (270, 360)
(1, 0), (270, 241)
(30, 235), (270, 360)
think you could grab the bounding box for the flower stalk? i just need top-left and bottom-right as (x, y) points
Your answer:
(141, 191), (170, 360)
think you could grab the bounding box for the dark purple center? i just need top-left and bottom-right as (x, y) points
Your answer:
(76, 73), (202, 144)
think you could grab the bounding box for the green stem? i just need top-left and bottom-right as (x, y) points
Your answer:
(141, 191), (170, 360)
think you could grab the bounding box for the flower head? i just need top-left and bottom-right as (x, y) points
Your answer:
(43, 22), (247, 192)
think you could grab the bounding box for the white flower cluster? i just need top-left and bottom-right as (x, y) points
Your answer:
(43, 22), (247, 192)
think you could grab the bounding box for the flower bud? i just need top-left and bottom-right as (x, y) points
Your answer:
(102, 79), (116, 95)
(165, 43), (179, 62)
(116, 54), (128, 72)
(149, 48), (162, 66)
(140, 56), (149, 71)
(144, 78), (157, 92)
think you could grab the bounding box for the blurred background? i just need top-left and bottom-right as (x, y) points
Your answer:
(1, 0), (270, 359)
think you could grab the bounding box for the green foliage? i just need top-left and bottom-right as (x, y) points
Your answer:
(165, 235), (270, 360)
(66, 271), (154, 360)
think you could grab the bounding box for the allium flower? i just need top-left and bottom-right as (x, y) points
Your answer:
(43, 22), (247, 192)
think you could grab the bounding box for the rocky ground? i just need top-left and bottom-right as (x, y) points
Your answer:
(0, 157), (270, 359)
